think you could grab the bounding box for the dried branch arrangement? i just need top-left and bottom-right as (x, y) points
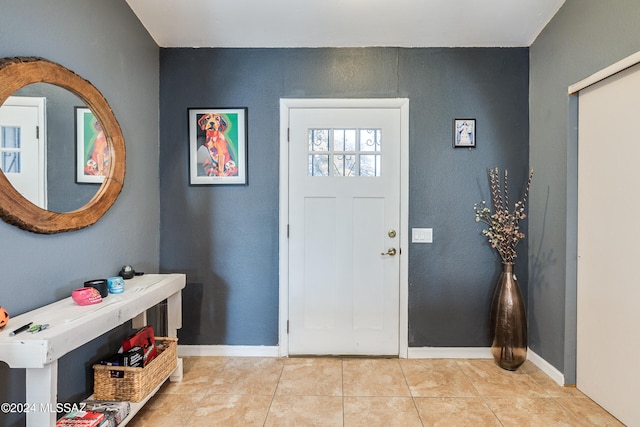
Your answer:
(474, 167), (534, 263)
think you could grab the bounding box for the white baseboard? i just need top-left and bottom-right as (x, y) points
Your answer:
(177, 345), (565, 386)
(407, 346), (566, 386)
(526, 348), (565, 386)
(407, 347), (493, 359)
(177, 345), (280, 358)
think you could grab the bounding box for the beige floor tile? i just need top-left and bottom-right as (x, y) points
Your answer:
(128, 391), (204, 427)
(127, 410), (191, 427)
(400, 359), (478, 397)
(187, 394), (273, 426)
(206, 357), (284, 395)
(264, 395), (343, 427)
(277, 358), (342, 396)
(157, 365), (221, 395)
(485, 397), (577, 426)
(343, 359), (411, 397)
(142, 389), (205, 412)
(414, 397), (502, 427)
(457, 359), (549, 397)
(556, 397), (626, 426)
(180, 356), (199, 371)
(344, 396), (422, 427)
(184, 355), (229, 372)
(514, 360), (542, 375)
(529, 370), (586, 398)
(128, 356), (623, 426)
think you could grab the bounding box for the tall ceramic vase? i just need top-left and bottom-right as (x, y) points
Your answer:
(490, 263), (527, 370)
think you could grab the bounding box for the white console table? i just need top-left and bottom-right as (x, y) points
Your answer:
(0, 273), (185, 427)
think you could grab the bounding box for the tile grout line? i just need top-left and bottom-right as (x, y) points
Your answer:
(181, 357), (225, 427)
(455, 359), (506, 427)
(262, 358), (285, 427)
(397, 359), (426, 427)
(341, 358), (345, 427)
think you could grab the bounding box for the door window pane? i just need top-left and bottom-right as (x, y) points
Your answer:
(1, 126), (21, 173)
(309, 129), (329, 151)
(307, 128), (381, 177)
(360, 154), (381, 177)
(359, 129), (381, 152)
(308, 154), (329, 176)
(333, 154), (356, 176)
(334, 129), (357, 151)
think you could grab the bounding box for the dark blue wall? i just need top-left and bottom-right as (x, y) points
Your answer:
(159, 47), (530, 347)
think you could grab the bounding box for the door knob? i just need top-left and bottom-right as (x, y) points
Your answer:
(381, 247), (397, 256)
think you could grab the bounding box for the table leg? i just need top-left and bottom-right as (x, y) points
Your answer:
(25, 361), (57, 427)
(166, 290), (182, 338)
(132, 311), (147, 330)
(167, 290), (183, 382)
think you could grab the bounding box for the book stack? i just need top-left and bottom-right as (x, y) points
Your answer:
(55, 411), (104, 426)
(80, 400), (131, 426)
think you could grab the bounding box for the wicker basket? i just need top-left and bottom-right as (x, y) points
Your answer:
(93, 337), (177, 402)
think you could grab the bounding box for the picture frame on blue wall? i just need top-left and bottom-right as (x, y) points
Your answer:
(453, 118), (476, 148)
(75, 107), (109, 183)
(188, 107), (248, 185)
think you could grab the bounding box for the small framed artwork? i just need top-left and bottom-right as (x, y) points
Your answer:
(75, 107), (110, 183)
(188, 107), (248, 185)
(453, 118), (476, 148)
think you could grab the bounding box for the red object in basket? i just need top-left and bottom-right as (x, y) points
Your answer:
(122, 325), (157, 366)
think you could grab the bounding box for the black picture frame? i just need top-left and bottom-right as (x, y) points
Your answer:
(453, 118), (476, 148)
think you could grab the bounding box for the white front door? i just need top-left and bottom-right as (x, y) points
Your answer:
(286, 103), (403, 356)
(0, 96), (46, 209)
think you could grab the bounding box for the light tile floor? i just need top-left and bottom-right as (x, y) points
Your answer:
(129, 357), (624, 426)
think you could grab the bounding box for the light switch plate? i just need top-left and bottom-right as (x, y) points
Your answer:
(412, 228), (433, 243)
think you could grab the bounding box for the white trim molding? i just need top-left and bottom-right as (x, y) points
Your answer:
(408, 347), (492, 359)
(177, 345), (280, 358)
(569, 50), (640, 94)
(527, 348), (565, 386)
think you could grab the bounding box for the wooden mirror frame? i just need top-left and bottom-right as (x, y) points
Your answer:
(0, 57), (125, 234)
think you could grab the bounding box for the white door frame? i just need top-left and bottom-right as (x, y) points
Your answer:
(278, 98), (410, 357)
(0, 96), (47, 209)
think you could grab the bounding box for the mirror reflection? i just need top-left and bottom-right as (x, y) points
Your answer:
(0, 83), (102, 212)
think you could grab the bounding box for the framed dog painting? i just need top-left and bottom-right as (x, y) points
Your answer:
(76, 107), (110, 183)
(188, 108), (248, 185)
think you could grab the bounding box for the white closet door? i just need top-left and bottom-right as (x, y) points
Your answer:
(577, 62), (640, 426)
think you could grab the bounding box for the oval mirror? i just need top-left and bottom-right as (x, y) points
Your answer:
(0, 57), (125, 233)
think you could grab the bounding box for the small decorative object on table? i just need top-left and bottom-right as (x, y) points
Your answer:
(474, 167), (533, 370)
(71, 287), (103, 306)
(84, 279), (108, 298)
(0, 307), (9, 330)
(107, 276), (125, 294)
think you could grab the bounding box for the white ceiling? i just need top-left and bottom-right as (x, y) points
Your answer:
(125, 0), (565, 48)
